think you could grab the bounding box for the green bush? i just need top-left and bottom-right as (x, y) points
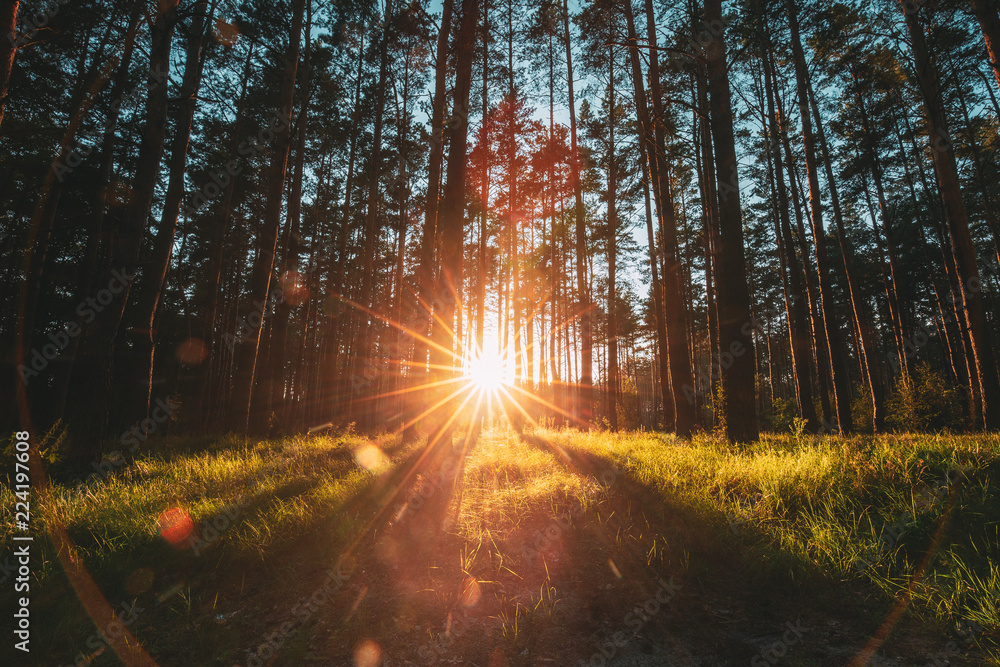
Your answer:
(886, 363), (966, 432)
(763, 396), (798, 432)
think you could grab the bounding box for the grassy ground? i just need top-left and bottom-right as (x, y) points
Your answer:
(3, 424), (999, 665)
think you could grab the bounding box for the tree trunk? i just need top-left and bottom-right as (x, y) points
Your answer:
(429, 0), (479, 442)
(805, 73), (884, 431)
(195, 39), (254, 428)
(640, 0), (695, 435)
(267, 2), (313, 433)
(704, 0), (758, 443)
(853, 76), (910, 381)
(405, 0), (453, 442)
(760, 24), (818, 431)
(606, 41), (618, 432)
(129, 0), (212, 424)
(229, 0), (304, 434)
(0, 0), (19, 128)
(900, 1), (1000, 429)
(785, 0), (852, 433)
(563, 0), (592, 427)
(973, 0), (1000, 99)
(355, 0), (393, 429)
(62, 0), (179, 466)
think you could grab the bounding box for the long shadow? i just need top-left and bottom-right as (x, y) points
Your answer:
(37, 425), (485, 667)
(516, 431), (961, 666)
(296, 425), (485, 664)
(510, 432), (765, 664)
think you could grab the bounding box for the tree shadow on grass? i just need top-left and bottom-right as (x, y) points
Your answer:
(33, 427), (480, 666)
(515, 431), (964, 666)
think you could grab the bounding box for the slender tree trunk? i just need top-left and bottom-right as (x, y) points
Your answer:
(853, 77), (910, 380)
(50, 0), (145, 419)
(563, 0), (591, 426)
(405, 0), (453, 442)
(694, 69), (720, 425)
(196, 39), (254, 428)
(476, 0), (489, 366)
(267, 10), (312, 433)
(900, 1), (1000, 429)
(129, 0), (212, 424)
(785, 0), (852, 433)
(429, 0), (479, 441)
(606, 42), (618, 432)
(643, 0), (695, 435)
(62, 0), (178, 466)
(355, 0), (393, 428)
(229, 0), (304, 434)
(760, 26), (818, 430)
(391, 35), (413, 427)
(805, 74), (884, 431)
(640, 172), (671, 429)
(973, 0), (1000, 99)
(773, 79), (834, 425)
(0, 0), (19, 128)
(327, 28), (365, 422)
(704, 0), (758, 443)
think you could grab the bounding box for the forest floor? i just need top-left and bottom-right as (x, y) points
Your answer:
(5, 425), (1000, 666)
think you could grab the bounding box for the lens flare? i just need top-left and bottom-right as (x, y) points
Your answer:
(156, 507), (194, 549)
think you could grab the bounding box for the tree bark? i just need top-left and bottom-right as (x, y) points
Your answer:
(229, 0), (304, 434)
(900, 1), (1000, 429)
(405, 0), (453, 442)
(785, 0), (852, 433)
(805, 73), (884, 431)
(759, 23), (818, 431)
(0, 0), (19, 128)
(63, 0), (179, 466)
(606, 39), (618, 432)
(704, 0), (758, 443)
(129, 0), (212, 424)
(640, 0), (696, 435)
(429, 0), (479, 442)
(355, 0), (393, 429)
(563, 0), (592, 427)
(973, 0), (1000, 99)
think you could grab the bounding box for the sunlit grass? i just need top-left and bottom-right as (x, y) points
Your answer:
(3, 427), (998, 663)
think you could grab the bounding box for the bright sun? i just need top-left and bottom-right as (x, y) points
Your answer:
(465, 350), (506, 392)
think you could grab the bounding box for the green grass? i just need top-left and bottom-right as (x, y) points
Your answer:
(3, 426), (998, 664)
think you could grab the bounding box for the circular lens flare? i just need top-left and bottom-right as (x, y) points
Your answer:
(466, 350), (506, 392)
